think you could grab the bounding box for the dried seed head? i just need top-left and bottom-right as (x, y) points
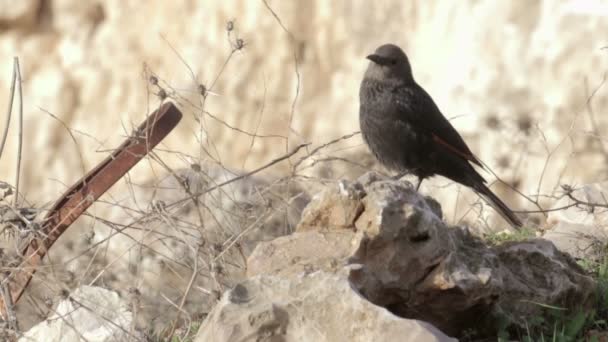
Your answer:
(235, 38), (245, 50)
(213, 263), (223, 275)
(149, 75), (158, 85)
(497, 155), (510, 168)
(59, 288), (70, 299)
(82, 230), (95, 245)
(516, 114), (533, 135)
(44, 297), (53, 308)
(152, 200), (166, 212)
(128, 287), (141, 297)
(485, 114), (500, 130)
(198, 84), (207, 97)
(226, 20), (234, 32)
(157, 88), (167, 100)
(511, 178), (521, 189)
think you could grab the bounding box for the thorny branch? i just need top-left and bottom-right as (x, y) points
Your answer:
(168, 143), (310, 209)
(561, 184), (608, 211)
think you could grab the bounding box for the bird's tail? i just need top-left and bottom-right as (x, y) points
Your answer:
(473, 183), (523, 228)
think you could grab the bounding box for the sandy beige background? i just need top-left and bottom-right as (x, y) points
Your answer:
(1, 0), (607, 227)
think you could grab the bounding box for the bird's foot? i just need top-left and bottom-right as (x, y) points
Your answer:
(415, 177), (424, 191)
(391, 172), (408, 181)
(391, 173), (424, 192)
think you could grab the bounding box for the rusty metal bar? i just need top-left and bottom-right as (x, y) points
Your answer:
(0, 102), (183, 319)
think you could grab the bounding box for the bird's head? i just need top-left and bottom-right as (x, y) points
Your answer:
(365, 44), (414, 83)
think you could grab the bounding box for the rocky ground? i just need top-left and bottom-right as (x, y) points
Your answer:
(14, 171), (608, 341)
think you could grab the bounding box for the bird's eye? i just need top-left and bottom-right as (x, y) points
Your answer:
(389, 59), (397, 65)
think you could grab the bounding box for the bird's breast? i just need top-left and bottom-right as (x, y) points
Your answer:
(359, 81), (433, 174)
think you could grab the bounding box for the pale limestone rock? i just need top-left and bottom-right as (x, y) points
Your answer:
(296, 179), (365, 231)
(547, 182), (608, 226)
(20, 286), (136, 342)
(247, 230), (357, 277)
(543, 221), (607, 261)
(196, 271), (456, 342)
(247, 172), (595, 337)
(544, 182), (608, 260)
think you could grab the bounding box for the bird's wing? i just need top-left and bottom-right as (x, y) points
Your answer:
(394, 84), (483, 168)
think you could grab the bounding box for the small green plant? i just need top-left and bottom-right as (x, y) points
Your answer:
(494, 255), (608, 341)
(171, 321), (201, 342)
(496, 306), (591, 342)
(147, 321), (202, 342)
(484, 227), (536, 246)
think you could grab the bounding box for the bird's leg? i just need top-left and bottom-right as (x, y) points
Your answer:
(392, 172), (407, 181)
(415, 177), (424, 191)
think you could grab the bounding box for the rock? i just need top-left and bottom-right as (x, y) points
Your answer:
(20, 286), (137, 342)
(247, 230), (357, 277)
(547, 182), (608, 226)
(196, 271), (456, 342)
(296, 179), (365, 231)
(246, 172), (596, 337)
(543, 221), (606, 261)
(544, 182), (608, 261)
(493, 239), (593, 316)
(19, 166), (309, 335)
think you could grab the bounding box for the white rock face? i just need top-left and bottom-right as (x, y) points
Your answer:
(544, 182), (608, 260)
(196, 271), (456, 342)
(20, 286), (136, 342)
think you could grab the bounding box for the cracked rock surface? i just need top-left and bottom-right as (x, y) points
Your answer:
(203, 172), (595, 339)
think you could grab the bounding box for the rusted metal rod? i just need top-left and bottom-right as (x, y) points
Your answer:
(0, 102), (182, 319)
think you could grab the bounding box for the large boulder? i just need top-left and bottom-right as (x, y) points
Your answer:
(20, 286), (137, 342)
(196, 270), (456, 342)
(242, 172), (595, 337)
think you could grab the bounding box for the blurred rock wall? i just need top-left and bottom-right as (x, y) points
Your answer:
(0, 0), (607, 224)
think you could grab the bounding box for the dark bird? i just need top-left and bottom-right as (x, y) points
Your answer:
(359, 44), (522, 228)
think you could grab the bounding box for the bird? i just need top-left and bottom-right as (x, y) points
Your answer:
(359, 43), (522, 228)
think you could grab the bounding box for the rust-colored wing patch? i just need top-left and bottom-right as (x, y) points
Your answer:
(432, 133), (483, 168)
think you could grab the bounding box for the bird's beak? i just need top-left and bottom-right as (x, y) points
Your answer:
(366, 54), (390, 66)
